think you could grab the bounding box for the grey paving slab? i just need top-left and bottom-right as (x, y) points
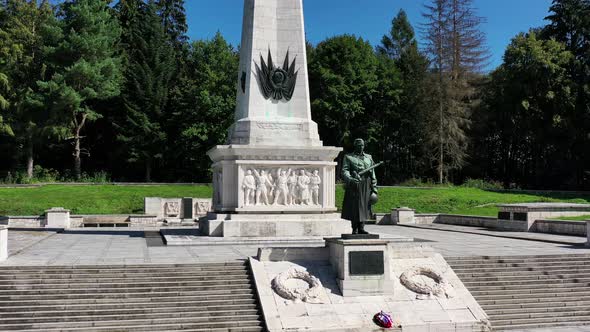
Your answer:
(366, 225), (590, 257)
(398, 223), (587, 245)
(7, 230), (56, 256)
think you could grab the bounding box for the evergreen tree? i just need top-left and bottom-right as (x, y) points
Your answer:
(168, 32), (238, 181)
(39, 0), (123, 180)
(155, 0), (187, 52)
(116, 0), (175, 182)
(0, 0), (61, 177)
(422, 0), (489, 183)
(378, 9), (429, 182)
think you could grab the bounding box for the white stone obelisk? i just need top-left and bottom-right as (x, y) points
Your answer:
(202, 0), (351, 237)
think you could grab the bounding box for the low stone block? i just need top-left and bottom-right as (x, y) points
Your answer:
(45, 207), (71, 229)
(391, 207), (415, 224)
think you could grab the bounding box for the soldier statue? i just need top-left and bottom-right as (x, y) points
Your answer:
(341, 138), (379, 235)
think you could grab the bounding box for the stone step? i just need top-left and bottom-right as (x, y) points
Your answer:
(12, 322), (264, 332)
(454, 267), (590, 278)
(470, 285), (590, 297)
(493, 321), (590, 331)
(478, 294), (590, 306)
(1, 299), (258, 313)
(0, 270), (248, 280)
(445, 254), (590, 261)
(0, 309), (261, 325)
(485, 304), (590, 316)
(489, 309), (590, 321)
(0, 288), (254, 302)
(0, 262), (246, 270)
(463, 276), (590, 287)
(0, 278), (251, 290)
(465, 280), (590, 290)
(0, 267), (248, 276)
(0, 316), (263, 331)
(0, 283), (252, 297)
(446, 255), (590, 264)
(0, 293), (256, 307)
(491, 314), (590, 327)
(0, 303), (258, 318)
(457, 271), (590, 282)
(0, 273), (249, 284)
(452, 266), (590, 274)
(483, 300), (590, 311)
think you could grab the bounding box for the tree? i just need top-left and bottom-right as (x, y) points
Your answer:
(474, 31), (573, 187)
(422, 0), (489, 183)
(0, 0), (61, 177)
(168, 32), (238, 181)
(39, 0), (123, 179)
(116, 0), (175, 182)
(309, 35), (379, 148)
(544, 0), (590, 186)
(378, 9), (429, 182)
(155, 0), (187, 53)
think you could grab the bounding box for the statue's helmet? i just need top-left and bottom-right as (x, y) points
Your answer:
(369, 192), (378, 205)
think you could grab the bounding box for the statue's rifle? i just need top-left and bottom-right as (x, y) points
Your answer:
(356, 162), (384, 177)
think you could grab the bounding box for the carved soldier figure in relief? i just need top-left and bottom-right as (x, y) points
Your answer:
(243, 170), (256, 206)
(287, 171), (298, 205)
(297, 170), (311, 205)
(310, 170), (321, 205)
(165, 201), (180, 217)
(273, 168), (292, 205)
(254, 169), (272, 205)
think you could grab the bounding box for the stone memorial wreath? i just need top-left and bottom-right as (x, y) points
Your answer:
(271, 268), (324, 304)
(400, 266), (454, 299)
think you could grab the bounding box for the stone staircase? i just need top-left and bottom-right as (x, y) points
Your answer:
(0, 262), (265, 331)
(446, 254), (590, 331)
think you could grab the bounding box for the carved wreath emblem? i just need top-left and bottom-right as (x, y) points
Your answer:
(254, 49), (299, 101)
(271, 268), (325, 303)
(400, 266), (455, 299)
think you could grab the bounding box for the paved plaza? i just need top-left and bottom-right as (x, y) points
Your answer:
(2, 224), (590, 266)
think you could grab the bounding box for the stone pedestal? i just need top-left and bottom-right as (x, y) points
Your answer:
(326, 237), (395, 297)
(391, 207), (415, 224)
(45, 208), (71, 229)
(203, 0), (349, 238)
(0, 226), (7, 262)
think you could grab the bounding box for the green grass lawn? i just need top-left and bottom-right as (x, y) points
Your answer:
(0, 184), (589, 217)
(0, 185), (212, 215)
(556, 215), (590, 221)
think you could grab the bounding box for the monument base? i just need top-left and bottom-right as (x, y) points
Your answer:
(201, 213), (351, 238)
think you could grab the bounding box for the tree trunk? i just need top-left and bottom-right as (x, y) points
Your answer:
(74, 135), (81, 180)
(26, 136), (34, 179)
(145, 158), (152, 183)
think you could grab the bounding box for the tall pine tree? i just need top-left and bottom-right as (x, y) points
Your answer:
(117, 0), (175, 182)
(0, 0), (61, 177)
(422, 0), (489, 183)
(39, 0), (123, 179)
(378, 9), (429, 182)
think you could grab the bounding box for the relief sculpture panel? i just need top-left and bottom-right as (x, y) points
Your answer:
(241, 167), (322, 207)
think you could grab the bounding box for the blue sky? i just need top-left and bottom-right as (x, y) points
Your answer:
(185, 0), (553, 71)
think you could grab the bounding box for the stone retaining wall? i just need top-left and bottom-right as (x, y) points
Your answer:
(587, 221), (590, 247)
(0, 214), (159, 228)
(532, 219), (587, 237)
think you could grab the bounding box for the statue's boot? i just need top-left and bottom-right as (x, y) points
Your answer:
(357, 222), (369, 235)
